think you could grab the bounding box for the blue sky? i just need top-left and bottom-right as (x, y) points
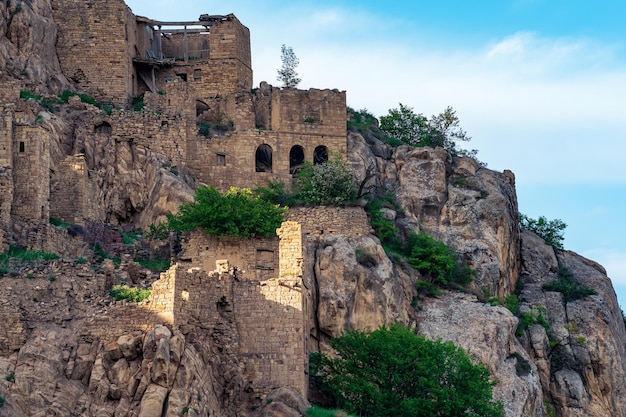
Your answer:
(126, 0), (626, 307)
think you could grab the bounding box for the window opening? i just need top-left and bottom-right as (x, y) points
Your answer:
(255, 144), (273, 173)
(19, 141), (25, 152)
(176, 73), (188, 82)
(314, 145), (329, 165)
(289, 145), (305, 175)
(216, 152), (226, 166)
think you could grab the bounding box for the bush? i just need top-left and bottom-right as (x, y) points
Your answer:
(294, 156), (358, 206)
(516, 306), (549, 337)
(542, 266), (597, 303)
(109, 285), (151, 302)
(166, 186), (286, 238)
(519, 213), (567, 249)
(0, 247), (59, 274)
(406, 232), (474, 286)
(313, 324), (503, 417)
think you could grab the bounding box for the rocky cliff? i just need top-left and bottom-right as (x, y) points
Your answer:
(1, 1), (626, 417)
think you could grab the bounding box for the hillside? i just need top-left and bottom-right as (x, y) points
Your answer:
(1, 1), (626, 417)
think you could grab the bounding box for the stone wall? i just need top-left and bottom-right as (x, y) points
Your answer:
(285, 206), (372, 237)
(10, 124), (50, 225)
(179, 231), (280, 281)
(51, 155), (88, 225)
(52, 0), (135, 106)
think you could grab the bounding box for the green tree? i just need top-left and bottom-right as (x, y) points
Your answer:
(314, 324), (504, 417)
(277, 44), (301, 88)
(166, 186), (286, 238)
(294, 156), (358, 206)
(519, 214), (567, 249)
(380, 104), (476, 157)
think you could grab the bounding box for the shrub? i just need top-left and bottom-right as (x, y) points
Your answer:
(364, 198), (398, 244)
(294, 156), (358, 206)
(50, 217), (71, 228)
(519, 213), (566, 249)
(109, 285), (151, 302)
(542, 266), (597, 303)
(253, 180), (293, 206)
(406, 232), (474, 286)
(516, 306), (549, 337)
(510, 352), (531, 376)
(132, 95), (145, 111)
(5, 372), (14, 382)
(166, 186), (286, 238)
(313, 324), (503, 417)
(0, 246), (59, 272)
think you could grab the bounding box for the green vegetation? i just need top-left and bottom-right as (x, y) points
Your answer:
(380, 104), (477, 158)
(253, 179), (293, 206)
(109, 285), (151, 302)
(5, 372), (14, 382)
(364, 197), (398, 245)
(21, 89), (114, 115)
(49, 217), (71, 228)
(406, 232), (475, 287)
(519, 213), (567, 249)
(307, 406), (356, 417)
(277, 44), (301, 88)
(542, 266), (597, 303)
(0, 396), (4, 407)
(312, 324), (503, 417)
(165, 186), (286, 238)
(294, 156), (358, 206)
(132, 95), (145, 111)
(135, 257), (171, 272)
(347, 107), (399, 147)
(516, 306), (550, 337)
(0, 246), (59, 276)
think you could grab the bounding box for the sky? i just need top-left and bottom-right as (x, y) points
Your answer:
(126, 0), (626, 307)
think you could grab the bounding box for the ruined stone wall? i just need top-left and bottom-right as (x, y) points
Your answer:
(207, 15), (252, 93)
(271, 88), (347, 139)
(10, 123), (50, 225)
(52, 0), (135, 106)
(50, 155), (88, 225)
(187, 128), (346, 191)
(0, 168), (13, 251)
(26, 223), (89, 258)
(285, 207), (372, 237)
(179, 231), (279, 282)
(0, 112), (13, 167)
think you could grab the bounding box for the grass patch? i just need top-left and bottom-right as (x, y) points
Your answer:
(109, 285), (151, 302)
(516, 306), (549, 337)
(49, 217), (71, 228)
(0, 246), (59, 271)
(134, 258), (170, 272)
(307, 406), (355, 417)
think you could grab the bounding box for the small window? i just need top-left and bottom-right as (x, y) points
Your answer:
(19, 142), (25, 152)
(216, 153), (226, 166)
(94, 122), (112, 134)
(176, 73), (188, 82)
(194, 69), (202, 81)
(161, 121), (169, 128)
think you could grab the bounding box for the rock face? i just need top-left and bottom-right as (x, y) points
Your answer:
(2, 2), (626, 417)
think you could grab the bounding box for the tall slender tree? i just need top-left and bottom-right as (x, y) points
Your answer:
(277, 44), (301, 88)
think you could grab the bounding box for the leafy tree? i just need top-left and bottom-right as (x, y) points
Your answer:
(277, 44), (301, 88)
(380, 104), (476, 157)
(165, 186), (286, 238)
(313, 324), (504, 417)
(294, 156), (358, 206)
(519, 213), (566, 249)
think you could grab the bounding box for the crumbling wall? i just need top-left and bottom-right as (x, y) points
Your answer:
(51, 155), (88, 225)
(179, 231), (279, 281)
(52, 0), (135, 106)
(285, 207), (372, 237)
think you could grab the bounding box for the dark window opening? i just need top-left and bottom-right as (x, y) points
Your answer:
(161, 120), (169, 128)
(196, 100), (209, 117)
(255, 144), (273, 173)
(19, 141), (24, 152)
(176, 73), (188, 82)
(289, 145), (305, 175)
(94, 122), (112, 134)
(194, 69), (202, 81)
(314, 145), (329, 165)
(216, 153), (226, 166)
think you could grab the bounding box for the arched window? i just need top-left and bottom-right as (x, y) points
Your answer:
(255, 144), (273, 172)
(289, 145), (305, 175)
(314, 145), (328, 165)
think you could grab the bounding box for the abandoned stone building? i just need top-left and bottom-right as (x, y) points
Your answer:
(0, 0), (353, 402)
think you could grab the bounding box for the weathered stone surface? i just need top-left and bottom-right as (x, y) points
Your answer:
(416, 293), (543, 417)
(138, 384), (168, 417)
